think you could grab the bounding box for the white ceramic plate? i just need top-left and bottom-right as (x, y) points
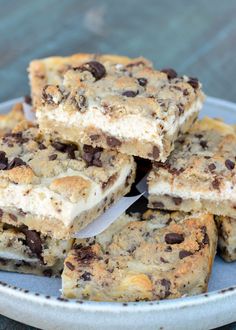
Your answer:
(0, 96), (236, 330)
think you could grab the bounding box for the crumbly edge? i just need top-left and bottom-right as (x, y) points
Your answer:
(38, 108), (199, 162)
(1, 165), (135, 240)
(215, 216), (236, 262)
(148, 193), (236, 219)
(0, 257), (63, 277)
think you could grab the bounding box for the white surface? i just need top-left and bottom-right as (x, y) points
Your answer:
(0, 96), (236, 330)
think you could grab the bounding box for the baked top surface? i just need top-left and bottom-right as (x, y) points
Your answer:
(0, 103), (25, 137)
(62, 210), (217, 301)
(32, 53), (203, 135)
(148, 117), (236, 198)
(0, 108), (135, 225)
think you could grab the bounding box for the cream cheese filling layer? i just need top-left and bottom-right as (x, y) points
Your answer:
(149, 180), (236, 202)
(38, 97), (202, 147)
(0, 164), (132, 227)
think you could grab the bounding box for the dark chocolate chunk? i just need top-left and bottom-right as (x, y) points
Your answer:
(21, 228), (42, 259)
(160, 278), (171, 297)
(179, 250), (193, 259)
(200, 140), (208, 149)
(73, 94), (87, 111)
(51, 141), (68, 152)
(208, 163), (216, 171)
(79, 61), (106, 81)
(65, 261), (75, 271)
(75, 246), (96, 264)
(81, 271), (92, 281)
(82, 145), (103, 167)
(24, 95), (32, 105)
(172, 197), (182, 205)
(225, 159), (235, 170)
(0, 209), (3, 218)
(38, 143), (46, 150)
(43, 269), (53, 277)
(90, 134), (100, 141)
(137, 77), (147, 87)
(42, 85), (63, 105)
(0, 151), (8, 170)
(8, 157), (26, 170)
(126, 61), (145, 68)
(188, 77), (199, 89)
(106, 136), (122, 147)
(183, 89), (189, 96)
(66, 144), (78, 160)
(122, 90), (138, 97)
(48, 154), (57, 161)
(165, 233), (184, 244)
(161, 68), (177, 79)
(201, 227), (209, 245)
(165, 246), (172, 252)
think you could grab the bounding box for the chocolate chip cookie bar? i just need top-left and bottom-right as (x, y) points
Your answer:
(0, 220), (73, 276)
(31, 53), (204, 161)
(148, 117), (236, 218)
(0, 103), (25, 137)
(62, 210), (217, 301)
(0, 121), (135, 239)
(215, 216), (236, 262)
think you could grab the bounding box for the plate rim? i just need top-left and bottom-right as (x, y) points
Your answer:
(0, 95), (236, 313)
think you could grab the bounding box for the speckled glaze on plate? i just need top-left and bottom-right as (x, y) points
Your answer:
(0, 97), (236, 330)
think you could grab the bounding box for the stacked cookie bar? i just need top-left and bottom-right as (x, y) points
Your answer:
(0, 52), (230, 302)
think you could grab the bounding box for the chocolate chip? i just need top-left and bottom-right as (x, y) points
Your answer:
(172, 197), (182, 205)
(81, 271), (92, 281)
(161, 68), (177, 79)
(152, 146), (160, 159)
(160, 278), (171, 297)
(0, 209), (3, 218)
(195, 134), (203, 139)
(183, 89), (189, 96)
(152, 201), (164, 209)
(49, 154), (57, 161)
(24, 95), (32, 105)
(165, 233), (184, 244)
(38, 143), (46, 150)
(82, 145), (103, 167)
(65, 262), (75, 271)
(73, 94), (87, 112)
(21, 228), (42, 259)
(66, 144), (78, 160)
(9, 214), (17, 221)
(188, 77), (199, 89)
(0, 151), (8, 170)
(106, 136), (122, 147)
(75, 246), (96, 264)
(165, 246), (172, 252)
(225, 159), (235, 170)
(79, 61), (106, 81)
(201, 227), (209, 245)
(179, 250), (193, 259)
(200, 140), (208, 149)
(137, 77), (147, 86)
(8, 157), (26, 170)
(212, 178), (220, 190)
(90, 134), (100, 141)
(208, 163), (216, 171)
(42, 85), (63, 105)
(126, 61), (145, 68)
(43, 269), (53, 277)
(51, 141), (68, 152)
(122, 90), (138, 97)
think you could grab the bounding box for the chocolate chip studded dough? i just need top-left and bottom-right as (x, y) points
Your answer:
(0, 220), (73, 277)
(148, 117), (236, 218)
(62, 210), (217, 302)
(0, 121), (135, 240)
(215, 216), (236, 262)
(0, 103), (25, 137)
(30, 53), (204, 161)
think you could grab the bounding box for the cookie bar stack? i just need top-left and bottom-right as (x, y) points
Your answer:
(0, 52), (231, 302)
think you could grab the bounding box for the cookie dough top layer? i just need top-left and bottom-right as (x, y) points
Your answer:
(31, 53), (204, 161)
(149, 117), (236, 202)
(62, 210), (216, 301)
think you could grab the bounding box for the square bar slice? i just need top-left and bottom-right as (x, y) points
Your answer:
(0, 220), (73, 276)
(215, 216), (236, 262)
(148, 117), (236, 217)
(0, 121), (135, 240)
(62, 210), (217, 302)
(31, 53), (204, 161)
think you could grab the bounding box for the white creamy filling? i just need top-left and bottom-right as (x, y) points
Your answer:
(0, 164), (132, 227)
(0, 250), (38, 263)
(38, 98), (202, 147)
(149, 180), (236, 202)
